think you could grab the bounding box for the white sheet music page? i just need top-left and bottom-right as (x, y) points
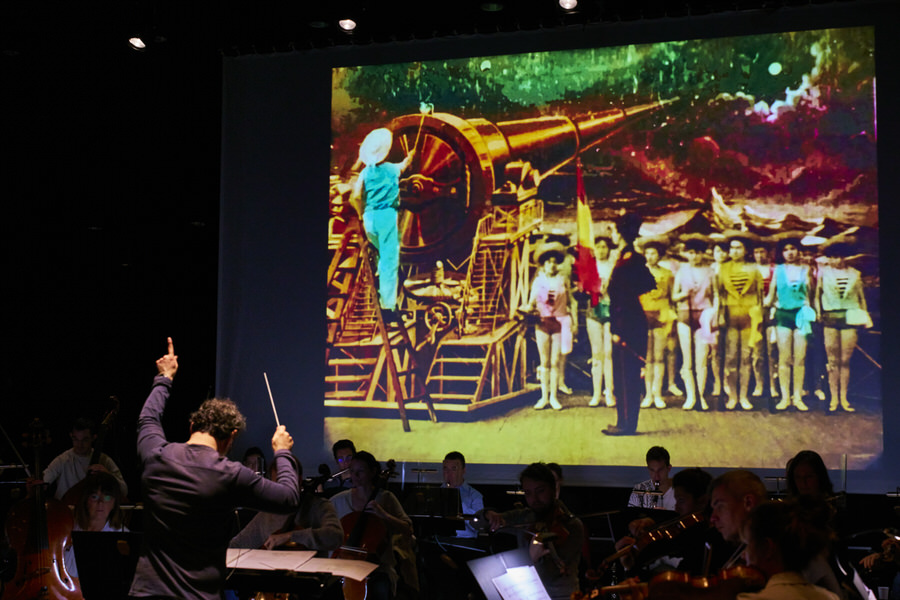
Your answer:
(302, 557), (379, 582)
(225, 549), (316, 571)
(491, 565), (552, 600)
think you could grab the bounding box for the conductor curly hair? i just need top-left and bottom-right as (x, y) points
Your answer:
(189, 398), (247, 441)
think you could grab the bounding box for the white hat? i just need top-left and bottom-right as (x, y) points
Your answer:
(359, 128), (393, 166)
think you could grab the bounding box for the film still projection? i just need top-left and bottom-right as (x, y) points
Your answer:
(325, 26), (880, 471)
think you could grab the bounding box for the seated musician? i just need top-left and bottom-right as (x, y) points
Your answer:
(736, 498), (839, 600)
(322, 439), (356, 497)
(628, 446), (676, 511)
(42, 417), (127, 501)
(620, 498), (839, 600)
(442, 450), (484, 538)
(614, 467), (716, 576)
(63, 471), (129, 584)
(331, 451), (413, 600)
(229, 456), (342, 556)
(710, 469), (843, 598)
(485, 462), (585, 600)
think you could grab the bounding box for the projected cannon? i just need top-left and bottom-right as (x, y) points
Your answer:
(386, 99), (675, 262)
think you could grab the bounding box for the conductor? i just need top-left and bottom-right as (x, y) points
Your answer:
(129, 338), (301, 600)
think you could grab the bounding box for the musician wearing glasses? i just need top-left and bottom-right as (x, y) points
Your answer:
(63, 472), (129, 586)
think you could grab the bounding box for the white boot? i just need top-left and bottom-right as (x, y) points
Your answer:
(549, 368), (563, 410)
(534, 367), (549, 409)
(589, 364), (602, 407)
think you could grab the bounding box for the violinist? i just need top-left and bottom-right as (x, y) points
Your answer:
(736, 499), (839, 600)
(485, 462), (585, 600)
(859, 532), (899, 600)
(331, 451), (413, 600)
(615, 498), (838, 600)
(42, 417), (127, 501)
(229, 456), (343, 555)
(614, 468), (717, 576)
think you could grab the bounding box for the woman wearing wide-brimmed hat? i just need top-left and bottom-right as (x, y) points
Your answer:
(672, 234), (718, 410)
(525, 241), (577, 411)
(717, 231), (764, 410)
(765, 232), (813, 411)
(815, 236), (870, 413)
(350, 127), (415, 314)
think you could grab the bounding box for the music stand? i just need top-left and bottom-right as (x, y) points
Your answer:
(71, 531), (142, 600)
(467, 546), (537, 600)
(403, 485), (462, 536)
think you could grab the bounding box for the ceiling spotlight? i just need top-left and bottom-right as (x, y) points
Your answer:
(338, 18), (357, 32)
(128, 36), (147, 51)
(559, 0), (578, 9)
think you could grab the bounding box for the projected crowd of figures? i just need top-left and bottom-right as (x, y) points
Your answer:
(326, 26), (881, 470)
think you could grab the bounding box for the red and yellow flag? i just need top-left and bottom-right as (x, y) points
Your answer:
(574, 160), (602, 306)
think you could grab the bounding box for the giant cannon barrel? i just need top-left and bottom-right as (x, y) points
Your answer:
(385, 99), (675, 262)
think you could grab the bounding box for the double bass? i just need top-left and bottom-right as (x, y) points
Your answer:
(2, 419), (81, 600)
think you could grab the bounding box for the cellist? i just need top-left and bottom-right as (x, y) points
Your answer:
(42, 417), (127, 501)
(330, 451), (412, 600)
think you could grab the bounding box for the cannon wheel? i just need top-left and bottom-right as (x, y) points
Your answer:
(388, 113), (498, 265)
(424, 302), (455, 333)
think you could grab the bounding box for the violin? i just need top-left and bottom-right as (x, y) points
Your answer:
(591, 512), (707, 576)
(589, 565), (766, 599)
(2, 419), (82, 600)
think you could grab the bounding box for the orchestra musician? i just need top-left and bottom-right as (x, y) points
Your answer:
(42, 416), (127, 501)
(735, 499), (840, 600)
(128, 338), (301, 600)
(229, 456), (343, 555)
(322, 439), (356, 497)
(613, 468), (719, 577)
(485, 462), (585, 600)
(628, 446), (677, 511)
(63, 471), (130, 589)
(330, 451), (413, 600)
(442, 451), (484, 538)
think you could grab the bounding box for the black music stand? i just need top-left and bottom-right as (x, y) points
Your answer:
(403, 485), (462, 536)
(71, 531), (141, 600)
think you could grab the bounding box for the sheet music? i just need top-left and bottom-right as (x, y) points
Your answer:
(225, 549), (377, 582)
(491, 565), (552, 600)
(226, 549), (316, 571)
(302, 557), (378, 582)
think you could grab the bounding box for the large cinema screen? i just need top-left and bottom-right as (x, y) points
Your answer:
(323, 26), (882, 476)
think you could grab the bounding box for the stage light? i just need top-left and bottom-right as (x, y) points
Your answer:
(128, 36), (147, 51)
(480, 2), (504, 12)
(559, 0), (578, 9)
(338, 18), (357, 32)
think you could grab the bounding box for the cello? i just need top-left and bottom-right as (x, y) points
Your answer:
(332, 459), (398, 600)
(2, 419), (82, 600)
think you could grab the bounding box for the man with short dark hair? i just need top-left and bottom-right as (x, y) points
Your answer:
(442, 451), (483, 538)
(43, 417), (127, 500)
(628, 446), (676, 511)
(485, 463), (584, 600)
(129, 338), (300, 600)
(322, 438), (356, 496)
